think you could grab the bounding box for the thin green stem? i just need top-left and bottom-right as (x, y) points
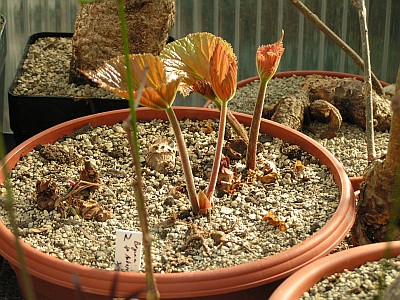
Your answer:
(206, 100), (228, 201)
(246, 78), (268, 170)
(122, 122), (159, 300)
(0, 134), (36, 300)
(117, 1), (159, 299)
(165, 107), (199, 214)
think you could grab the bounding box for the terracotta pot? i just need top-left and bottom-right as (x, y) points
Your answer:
(0, 107), (355, 299)
(270, 241), (400, 300)
(350, 176), (363, 192)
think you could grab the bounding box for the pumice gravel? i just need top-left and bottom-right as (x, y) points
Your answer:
(301, 256), (400, 300)
(230, 76), (390, 178)
(0, 118), (339, 273)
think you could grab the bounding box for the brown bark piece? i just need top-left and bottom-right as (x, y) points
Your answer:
(269, 90), (310, 132)
(303, 75), (392, 131)
(309, 99), (342, 139)
(69, 0), (175, 84)
(351, 93), (400, 246)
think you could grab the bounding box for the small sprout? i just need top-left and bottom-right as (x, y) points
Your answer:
(68, 179), (76, 187)
(246, 30), (285, 170)
(198, 191), (212, 215)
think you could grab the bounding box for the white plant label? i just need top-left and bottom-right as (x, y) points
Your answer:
(115, 229), (142, 272)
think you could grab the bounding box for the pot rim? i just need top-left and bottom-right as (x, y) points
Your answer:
(0, 106), (355, 298)
(269, 241), (400, 300)
(237, 70), (391, 87)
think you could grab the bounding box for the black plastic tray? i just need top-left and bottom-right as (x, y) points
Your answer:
(8, 32), (129, 144)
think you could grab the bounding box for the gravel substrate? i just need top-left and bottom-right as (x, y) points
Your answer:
(302, 255), (400, 299)
(0, 118), (339, 273)
(230, 77), (390, 177)
(11, 36), (121, 99)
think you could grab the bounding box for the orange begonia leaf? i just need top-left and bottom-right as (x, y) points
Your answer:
(161, 32), (219, 94)
(161, 32), (237, 103)
(81, 53), (181, 109)
(139, 78), (183, 109)
(210, 40), (237, 102)
(256, 30), (285, 81)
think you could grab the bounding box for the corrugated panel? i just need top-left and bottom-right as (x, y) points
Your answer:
(1, 0), (399, 102)
(172, 0), (399, 83)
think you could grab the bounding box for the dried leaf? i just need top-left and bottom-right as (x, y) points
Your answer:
(169, 184), (186, 199)
(260, 172), (279, 184)
(202, 121), (213, 134)
(28, 227), (49, 234)
(224, 137), (248, 160)
(35, 179), (60, 211)
(262, 160), (277, 174)
(294, 160), (305, 172)
(262, 211), (287, 231)
(80, 158), (100, 193)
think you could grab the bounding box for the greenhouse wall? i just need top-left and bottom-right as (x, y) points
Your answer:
(0, 0), (399, 130)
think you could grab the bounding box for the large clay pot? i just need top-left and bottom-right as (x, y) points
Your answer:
(269, 241), (400, 300)
(0, 107), (355, 299)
